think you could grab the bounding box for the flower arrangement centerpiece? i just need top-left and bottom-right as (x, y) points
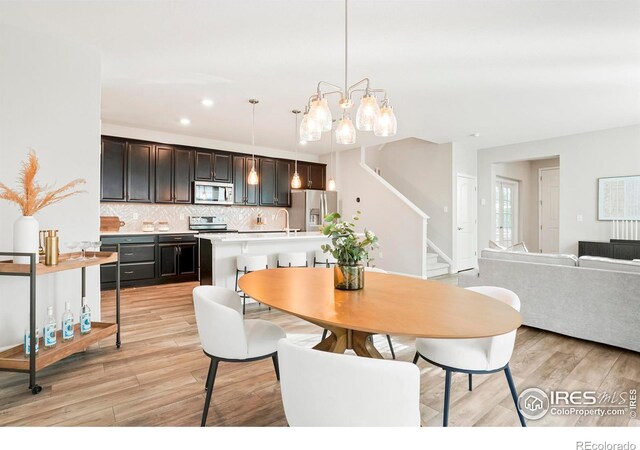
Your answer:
(0, 150), (85, 263)
(321, 211), (378, 290)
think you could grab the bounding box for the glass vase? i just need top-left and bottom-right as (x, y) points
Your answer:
(334, 263), (364, 290)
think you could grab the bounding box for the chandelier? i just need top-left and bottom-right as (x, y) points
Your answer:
(299, 0), (397, 145)
(291, 110), (302, 189)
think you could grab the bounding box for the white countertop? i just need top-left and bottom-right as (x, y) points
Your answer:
(100, 230), (197, 236)
(197, 231), (327, 243)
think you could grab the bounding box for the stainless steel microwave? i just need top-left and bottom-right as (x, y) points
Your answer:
(193, 181), (234, 205)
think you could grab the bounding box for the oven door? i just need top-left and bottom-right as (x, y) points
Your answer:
(193, 182), (234, 205)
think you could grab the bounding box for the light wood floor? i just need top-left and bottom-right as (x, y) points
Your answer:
(0, 279), (638, 427)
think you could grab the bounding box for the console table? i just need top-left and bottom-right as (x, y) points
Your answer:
(578, 240), (640, 260)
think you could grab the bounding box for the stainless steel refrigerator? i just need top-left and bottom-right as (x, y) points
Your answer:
(290, 190), (338, 232)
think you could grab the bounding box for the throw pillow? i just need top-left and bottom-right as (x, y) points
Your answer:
(488, 240), (506, 250)
(508, 241), (528, 252)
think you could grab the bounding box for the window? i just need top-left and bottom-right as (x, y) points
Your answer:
(495, 178), (519, 247)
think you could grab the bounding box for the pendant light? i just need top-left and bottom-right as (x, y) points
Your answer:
(291, 110), (302, 189)
(300, 0), (397, 145)
(247, 99), (259, 185)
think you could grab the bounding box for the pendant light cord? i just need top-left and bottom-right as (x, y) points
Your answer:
(344, 0), (348, 97)
(251, 101), (256, 166)
(294, 112), (298, 173)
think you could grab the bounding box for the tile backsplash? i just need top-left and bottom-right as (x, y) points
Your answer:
(100, 203), (288, 233)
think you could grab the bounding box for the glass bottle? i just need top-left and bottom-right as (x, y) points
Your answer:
(80, 298), (91, 335)
(24, 328), (39, 358)
(43, 306), (57, 350)
(61, 301), (74, 342)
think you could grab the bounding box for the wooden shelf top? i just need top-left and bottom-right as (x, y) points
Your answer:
(0, 322), (117, 372)
(0, 252), (118, 275)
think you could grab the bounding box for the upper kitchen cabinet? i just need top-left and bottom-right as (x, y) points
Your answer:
(155, 146), (192, 204)
(292, 162), (326, 191)
(308, 163), (326, 190)
(127, 142), (155, 202)
(259, 158), (291, 207)
(233, 155), (258, 206)
(194, 150), (232, 182)
(101, 137), (127, 202)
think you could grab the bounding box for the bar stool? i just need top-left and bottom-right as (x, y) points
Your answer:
(235, 254), (269, 315)
(277, 252), (308, 268)
(313, 250), (337, 268)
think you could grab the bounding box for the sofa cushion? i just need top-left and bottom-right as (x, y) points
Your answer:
(481, 248), (578, 266)
(579, 256), (640, 274)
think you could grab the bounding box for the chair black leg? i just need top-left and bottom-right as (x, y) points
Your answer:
(386, 335), (396, 360)
(201, 358), (219, 427)
(272, 354), (280, 381)
(504, 364), (526, 427)
(468, 373), (473, 391)
(443, 369), (452, 427)
(321, 329), (328, 341)
(412, 351), (420, 364)
(242, 297), (246, 315)
(235, 269), (239, 292)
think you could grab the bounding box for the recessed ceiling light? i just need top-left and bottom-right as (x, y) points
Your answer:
(201, 98), (214, 107)
(469, 133), (480, 137)
(299, 140), (307, 145)
(180, 118), (191, 125)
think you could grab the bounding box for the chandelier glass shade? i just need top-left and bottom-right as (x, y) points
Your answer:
(374, 101), (397, 137)
(300, 0), (396, 145)
(335, 114), (356, 145)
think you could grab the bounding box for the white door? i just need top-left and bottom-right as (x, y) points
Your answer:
(495, 178), (519, 247)
(539, 168), (560, 253)
(456, 175), (477, 271)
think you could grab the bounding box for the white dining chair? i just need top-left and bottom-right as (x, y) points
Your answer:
(413, 286), (526, 427)
(277, 339), (421, 426)
(235, 254), (269, 315)
(277, 251), (308, 268)
(193, 285), (286, 427)
(313, 249), (337, 267)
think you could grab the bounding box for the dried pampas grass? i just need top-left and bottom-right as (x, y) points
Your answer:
(0, 150), (86, 216)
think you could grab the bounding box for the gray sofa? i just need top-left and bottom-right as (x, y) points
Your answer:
(459, 249), (640, 353)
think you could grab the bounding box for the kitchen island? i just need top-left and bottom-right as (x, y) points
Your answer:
(197, 231), (330, 294)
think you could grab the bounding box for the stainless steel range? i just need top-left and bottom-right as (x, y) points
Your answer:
(189, 216), (237, 233)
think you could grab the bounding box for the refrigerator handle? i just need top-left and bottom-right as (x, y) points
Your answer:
(320, 192), (325, 225)
(324, 192), (328, 219)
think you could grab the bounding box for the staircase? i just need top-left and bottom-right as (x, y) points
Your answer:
(427, 250), (450, 278)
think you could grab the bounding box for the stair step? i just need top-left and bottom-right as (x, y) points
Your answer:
(427, 261), (450, 278)
(426, 253), (438, 264)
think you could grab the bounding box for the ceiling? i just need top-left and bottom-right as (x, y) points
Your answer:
(1, 0), (639, 154)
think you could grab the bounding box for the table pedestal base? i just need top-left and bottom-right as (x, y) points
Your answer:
(312, 323), (383, 359)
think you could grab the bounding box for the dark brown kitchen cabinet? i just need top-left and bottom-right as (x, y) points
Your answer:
(127, 142), (154, 202)
(308, 163), (326, 190)
(194, 150), (214, 181)
(155, 146), (192, 204)
(159, 243), (197, 277)
(295, 162), (309, 191)
(233, 155), (258, 205)
(173, 148), (193, 203)
(275, 160), (291, 206)
(195, 150), (231, 182)
(260, 158), (291, 206)
(259, 158), (277, 206)
(213, 153), (232, 182)
(101, 138), (127, 201)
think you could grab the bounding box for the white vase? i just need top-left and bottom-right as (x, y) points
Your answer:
(13, 215), (39, 264)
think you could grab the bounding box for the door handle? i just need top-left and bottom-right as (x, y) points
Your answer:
(457, 227), (463, 231)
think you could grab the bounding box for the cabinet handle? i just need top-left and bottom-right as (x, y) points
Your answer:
(124, 271), (134, 274)
(124, 253), (134, 256)
(174, 237), (182, 240)
(125, 239), (133, 242)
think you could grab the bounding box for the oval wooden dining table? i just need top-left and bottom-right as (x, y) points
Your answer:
(239, 267), (522, 359)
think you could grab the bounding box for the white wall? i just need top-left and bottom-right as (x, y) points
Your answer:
(478, 125), (640, 255)
(330, 147), (425, 276)
(0, 24), (101, 348)
(102, 123), (320, 163)
(364, 138), (453, 257)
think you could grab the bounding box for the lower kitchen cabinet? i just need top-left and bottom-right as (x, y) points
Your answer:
(100, 234), (198, 290)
